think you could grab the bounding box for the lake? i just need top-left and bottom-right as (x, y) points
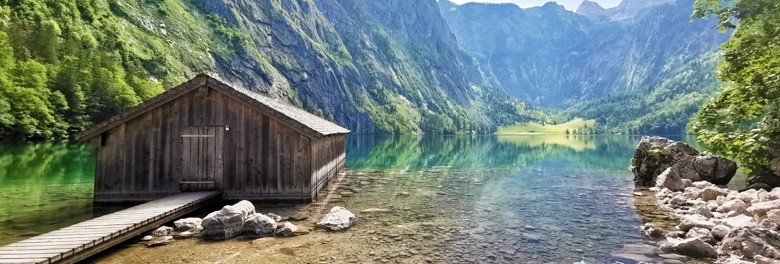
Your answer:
(0, 135), (747, 263)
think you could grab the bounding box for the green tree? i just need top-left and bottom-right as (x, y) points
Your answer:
(691, 0), (780, 187)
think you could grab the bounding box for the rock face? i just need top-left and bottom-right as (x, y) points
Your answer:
(631, 136), (737, 186)
(719, 228), (780, 259)
(201, 205), (245, 240)
(317, 206), (355, 231)
(243, 213), (277, 238)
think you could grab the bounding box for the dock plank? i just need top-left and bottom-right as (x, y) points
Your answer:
(0, 192), (220, 264)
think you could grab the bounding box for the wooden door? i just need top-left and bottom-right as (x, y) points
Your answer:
(180, 126), (223, 191)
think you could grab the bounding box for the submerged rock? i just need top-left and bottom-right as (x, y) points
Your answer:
(642, 223), (664, 238)
(243, 213), (277, 238)
(631, 136), (737, 186)
(317, 206), (355, 231)
(289, 212), (309, 221)
(359, 208), (392, 213)
(201, 205), (245, 240)
(146, 235), (174, 247)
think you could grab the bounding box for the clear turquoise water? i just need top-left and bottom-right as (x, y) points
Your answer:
(0, 143), (122, 246)
(0, 135), (745, 262)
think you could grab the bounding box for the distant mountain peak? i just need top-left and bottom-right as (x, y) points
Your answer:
(576, 0), (608, 18)
(540, 1), (566, 10)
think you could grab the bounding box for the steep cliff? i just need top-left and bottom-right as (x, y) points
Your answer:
(0, 0), (535, 139)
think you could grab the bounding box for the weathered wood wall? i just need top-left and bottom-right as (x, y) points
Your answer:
(92, 86), (344, 202)
(310, 135), (347, 200)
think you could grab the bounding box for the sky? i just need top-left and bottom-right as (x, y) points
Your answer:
(448, 0), (623, 11)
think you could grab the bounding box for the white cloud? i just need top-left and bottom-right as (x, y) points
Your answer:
(446, 0), (623, 11)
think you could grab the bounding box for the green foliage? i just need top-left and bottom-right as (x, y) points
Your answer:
(0, 0), (168, 140)
(691, 0), (780, 181)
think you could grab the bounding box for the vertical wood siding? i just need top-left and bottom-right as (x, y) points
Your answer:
(92, 86), (345, 202)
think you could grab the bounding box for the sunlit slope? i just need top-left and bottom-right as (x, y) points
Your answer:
(497, 118), (597, 135)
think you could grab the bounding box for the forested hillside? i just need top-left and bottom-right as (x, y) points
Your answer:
(439, 0), (731, 134)
(0, 0), (541, 140)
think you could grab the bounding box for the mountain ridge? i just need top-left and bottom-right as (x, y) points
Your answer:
(439, 0), (731, 133)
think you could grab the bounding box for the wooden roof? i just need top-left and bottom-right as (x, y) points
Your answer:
(77, 73), (350, 141)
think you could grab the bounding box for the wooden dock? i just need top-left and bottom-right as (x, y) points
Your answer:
(0, 192), (221, 264)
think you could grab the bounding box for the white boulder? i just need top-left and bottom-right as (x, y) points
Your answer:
(316, 206), (355, 231)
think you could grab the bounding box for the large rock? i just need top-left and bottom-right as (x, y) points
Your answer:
(631, 136), (737, 186)
(719, 228), (780, 259)
(656, 167), (685, 191)
(173, 217), (203, 232)
(201, 205), (245, 240)
(316, 206), (355, 231)
(243, 213), (277, 238)
(660, 237), (717, 258)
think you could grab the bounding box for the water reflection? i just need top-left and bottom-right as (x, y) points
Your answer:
(0, 143), (120, 246)
(347, 135), (640, 171)
(340, 135), (691, 263)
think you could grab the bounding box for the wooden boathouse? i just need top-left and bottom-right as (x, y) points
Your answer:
(78, 73), (349, 203)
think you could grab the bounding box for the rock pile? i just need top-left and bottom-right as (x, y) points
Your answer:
(142, 200), (336, 245)
(651, 179), (780, 262)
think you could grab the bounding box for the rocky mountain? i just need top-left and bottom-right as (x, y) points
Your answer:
(0, 0), (536, 140)
(439, 0), (732, 133)
(141, 0), (538, 134)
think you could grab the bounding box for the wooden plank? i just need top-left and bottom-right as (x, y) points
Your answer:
(261, 114), (270, 194)
(0, 258), (48, 263)
(236, 104), (246, 195)
(215, 127), (224, 190)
